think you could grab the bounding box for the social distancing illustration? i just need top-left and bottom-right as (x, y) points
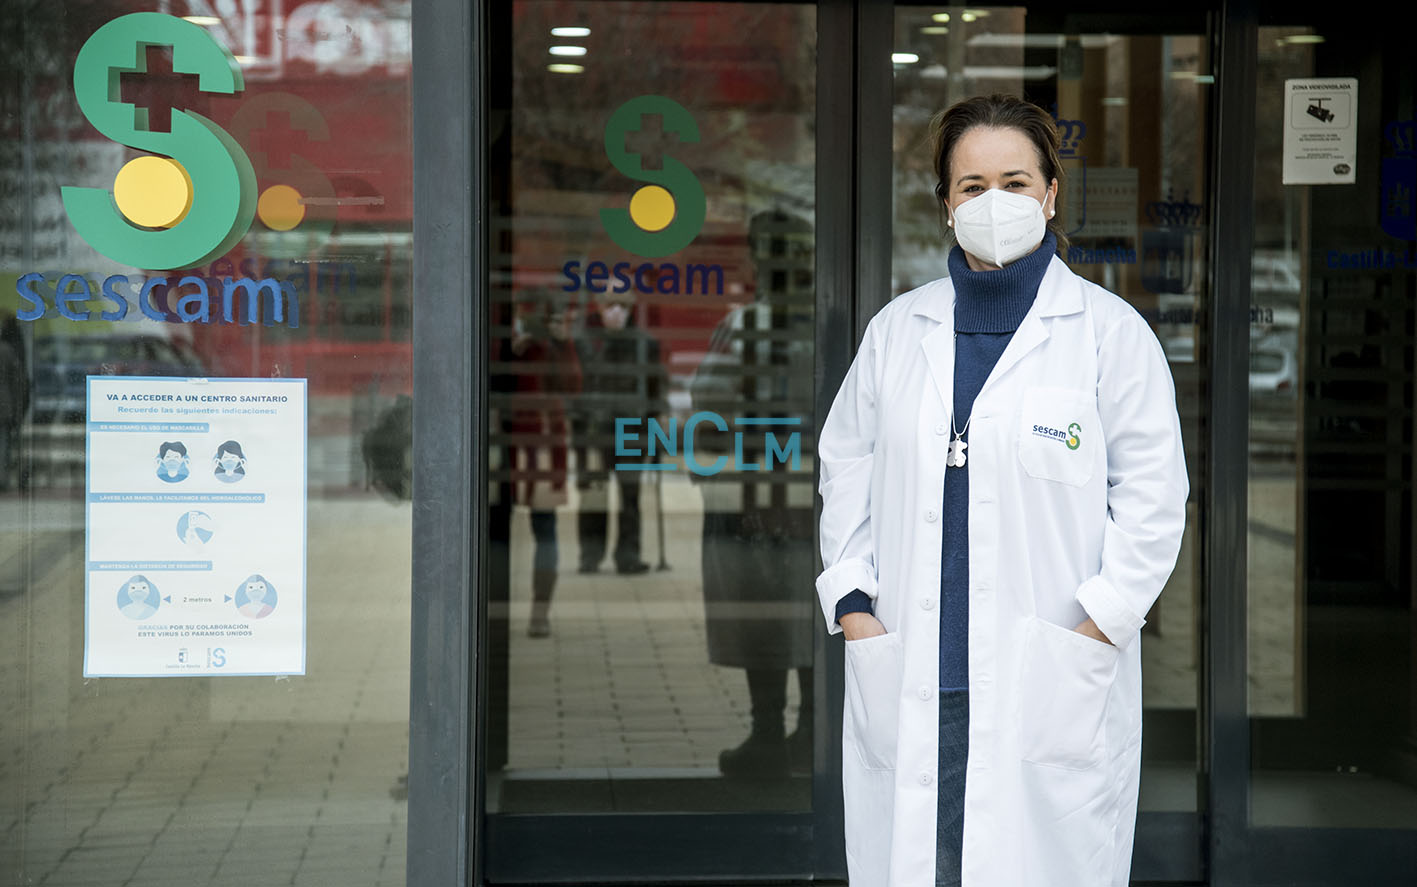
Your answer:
(84, 377), (307, 677)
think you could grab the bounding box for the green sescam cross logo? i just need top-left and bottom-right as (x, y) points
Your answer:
(62, 13), (256, 271)
(599, 95), (707, 258)
(1066, 422), (1082, 450)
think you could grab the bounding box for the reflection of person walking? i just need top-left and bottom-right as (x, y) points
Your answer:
(573, 291), (666, 575)
(505, 293), (581, 638)
(691, 210), (817, 776)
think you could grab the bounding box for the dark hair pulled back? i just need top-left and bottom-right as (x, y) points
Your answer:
(929, 94), (1068, 251)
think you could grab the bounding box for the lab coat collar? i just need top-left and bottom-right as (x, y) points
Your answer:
(916, 255), (1083, 413)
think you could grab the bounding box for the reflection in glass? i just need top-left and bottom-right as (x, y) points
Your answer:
(1247, 25), (1417, 829)
(690, 210), (816, 778)
(487, 0), (817, 814)
(2, 1), (414, 882)
(500, 290), (581, 639)
(573, 288), (665, 578)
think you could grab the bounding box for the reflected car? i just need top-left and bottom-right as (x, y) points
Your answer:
(30, 334), (205, 424)
(1249, 336), (1298, 398)
(25, 334), (206, 487)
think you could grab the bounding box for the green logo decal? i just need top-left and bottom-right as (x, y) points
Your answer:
(1066, 422), (1082, 450)
(61, 13), (256, 270)
(600, 95), (706, 258)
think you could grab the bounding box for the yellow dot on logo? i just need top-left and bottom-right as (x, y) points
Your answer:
(628, 185), (676, 232)
(113, 156), (193, 229)
(257, 185), (307, 232)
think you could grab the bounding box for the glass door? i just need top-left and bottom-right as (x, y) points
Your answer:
(1238, 9), (1417, 884)
(890, 5), (1211, 881)
(483, 1), (826, 880)
(2, 1), (416, 884)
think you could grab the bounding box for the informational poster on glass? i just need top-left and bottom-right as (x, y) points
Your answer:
(1282, 77), (1358, 184)
(83, 376), (307, 677)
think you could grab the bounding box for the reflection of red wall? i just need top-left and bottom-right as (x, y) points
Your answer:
(45, 0), (414, 397)
(180, 244), (412, 398)
(198, 71), (413, 394)
(509, 2), (813, 110)
(205, 80), (413, 224)
(51, 1), (414, 220)
(504, 3), (815, 387)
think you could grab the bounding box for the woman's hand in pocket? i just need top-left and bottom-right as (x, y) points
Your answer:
(1073, 616), (1114, 646)
(841, 612), (887, 642)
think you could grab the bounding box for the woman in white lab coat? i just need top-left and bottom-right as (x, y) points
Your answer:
(817, 95), (1188, 887)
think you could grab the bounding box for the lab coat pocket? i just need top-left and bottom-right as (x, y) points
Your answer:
(844, 631), (904, 771)
(1017, 386), (1097, 487)
(1018, 617), (1119, 770)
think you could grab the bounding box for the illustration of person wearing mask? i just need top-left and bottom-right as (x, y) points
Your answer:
(118, 575), (159, 620)
(155, 441), (190, 483)
(177, 510), (214, 549)
(212, 440), (247, 483)
(236, 575), (277, 619)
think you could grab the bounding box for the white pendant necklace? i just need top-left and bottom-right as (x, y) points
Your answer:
(949, 415), (970, 468)
(948, 331), (970, 468)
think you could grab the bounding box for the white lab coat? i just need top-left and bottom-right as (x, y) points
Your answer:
(816, 255), (1188, 887)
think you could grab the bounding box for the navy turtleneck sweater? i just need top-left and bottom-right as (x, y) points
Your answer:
(835, 231), (1056, 693)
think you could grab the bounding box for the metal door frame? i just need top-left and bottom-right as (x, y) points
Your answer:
(408, 0), (482, 884)
(410, 1), (859, 882)
(1207, 3), (1417, 885)
(406, 0), (1417, 884)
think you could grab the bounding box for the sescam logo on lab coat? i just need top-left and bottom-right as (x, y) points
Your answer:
(1032, 421), (1083, 450)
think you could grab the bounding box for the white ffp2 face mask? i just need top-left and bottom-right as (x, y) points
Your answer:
(949, 188), (1048, 268)
(601, 303), (629, 330)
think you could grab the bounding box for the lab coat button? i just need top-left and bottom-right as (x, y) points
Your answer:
(918, 772), (933, 786)
(925, 509), (939, 522)
(920, 597), (936, 610)
(935, 422), (948, 435)
(918, 685), (934, 701)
